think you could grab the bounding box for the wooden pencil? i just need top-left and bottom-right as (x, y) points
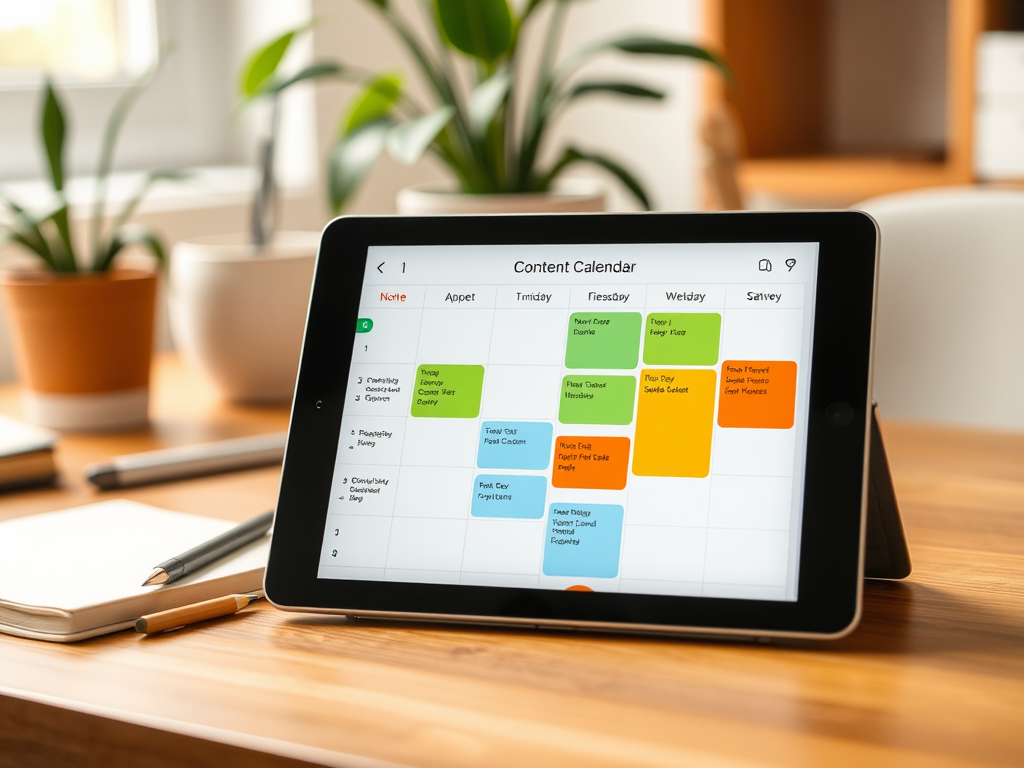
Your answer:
(135, 594), (261, 634)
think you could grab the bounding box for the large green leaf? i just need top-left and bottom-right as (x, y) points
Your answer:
(577, 35), (732, 81)
(468, 69), (512, 135)
(435, 0), (513, 61)
(342, 74), (403, 136)
(386, 107), (455, 166)
(40, 80), (66, 192)
(539, 146), (651, 210)
(566, 81), (665, 102)
(240, 30), (297, 97)
(328, 121), (390, 212)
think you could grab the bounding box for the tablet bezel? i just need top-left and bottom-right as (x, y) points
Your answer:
(266, 211), (878, 640)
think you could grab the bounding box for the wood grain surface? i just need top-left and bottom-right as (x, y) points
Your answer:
(1, 356), (1022, 768)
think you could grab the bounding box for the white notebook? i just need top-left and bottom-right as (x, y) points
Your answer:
(0, 500), (268, 642)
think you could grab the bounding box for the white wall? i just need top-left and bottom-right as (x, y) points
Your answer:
(0, 0), (707, 384)
(535, 0), (706, 212)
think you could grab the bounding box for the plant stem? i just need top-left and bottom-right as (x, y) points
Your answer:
(251, 94), (280, 250)
(517, 0), (568, 189)
(419, 0), (465, 118)
(381, 4), (486, 190)
(89, 54), (163, 270)
(415, 0), (488, 191)
(503, 40), (520, 188)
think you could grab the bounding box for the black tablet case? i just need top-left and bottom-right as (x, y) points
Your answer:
(864, 404), (912, 579)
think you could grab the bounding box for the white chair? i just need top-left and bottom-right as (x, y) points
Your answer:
(856, 186), (1024, 431)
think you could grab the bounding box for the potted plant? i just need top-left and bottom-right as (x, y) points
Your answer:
(169, 27), (340, 403)
(0, 72), (176, 431)
(327, 0), (730, 215)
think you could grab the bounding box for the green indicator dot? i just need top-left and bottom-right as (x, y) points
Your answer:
(356, 318), (374, 333)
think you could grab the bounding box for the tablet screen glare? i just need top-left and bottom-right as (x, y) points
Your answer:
(318, 242), (819, 602)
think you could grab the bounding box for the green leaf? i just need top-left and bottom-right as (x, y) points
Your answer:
(386, 107), (455, 166)
(515, 0), (569, 188)
(342, 74), (403, 136)
(0, 201), (58, 270)
(241, 30), (297, 97)
(581, 35), (732, 81)
(328, 121), (390, 212)
(468, 68), (512, 134)
(97, 225), (166, 272)
(49, 205), (77, 271)
(261, 61), (344, 96)
(2, 229), (55, 269)
(566, 81), (665, 102)
(40, 79), (66, 192)
(1, 198), (53, 263)
(540, 146), (652, 210)
(435, 0), (513, 61)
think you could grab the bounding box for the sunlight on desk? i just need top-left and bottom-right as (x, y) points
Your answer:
(0, 355), (1023, 767)
(0, 354), (289, 524)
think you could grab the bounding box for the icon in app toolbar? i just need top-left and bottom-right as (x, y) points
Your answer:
(758, 258), (772, 272)
(785, 258), (796, 272)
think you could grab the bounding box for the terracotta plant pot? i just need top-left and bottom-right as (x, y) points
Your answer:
(0, 269), (157, 431)
(396, 179), (606, 215)
(168, 232), (318, 403)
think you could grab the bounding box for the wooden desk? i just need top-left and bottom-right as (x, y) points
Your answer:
(1, 356), (1022, 768)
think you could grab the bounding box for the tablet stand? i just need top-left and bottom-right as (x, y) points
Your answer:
(864, 404), (912, 579)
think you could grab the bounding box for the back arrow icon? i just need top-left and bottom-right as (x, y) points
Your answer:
(377, 262), (385, 273)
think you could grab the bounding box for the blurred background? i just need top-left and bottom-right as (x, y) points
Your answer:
(1, 0), (1021, 396)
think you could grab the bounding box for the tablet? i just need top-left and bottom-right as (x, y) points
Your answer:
(266, 211), (880, 640)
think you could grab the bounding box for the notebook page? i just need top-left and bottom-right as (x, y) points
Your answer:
(0, 500), (263, 612)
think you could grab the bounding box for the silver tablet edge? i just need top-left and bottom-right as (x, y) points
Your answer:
(263, 601), (862, 642)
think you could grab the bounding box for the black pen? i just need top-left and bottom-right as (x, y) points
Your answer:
(142, 511), (274, 586)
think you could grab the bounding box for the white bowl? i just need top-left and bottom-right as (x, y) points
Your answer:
(396, 179), (606, 215)
(169, 231), (319, 403)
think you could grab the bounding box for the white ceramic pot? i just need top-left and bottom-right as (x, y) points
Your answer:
(169, 232), (318, 403)
(396, 179), (606, 215)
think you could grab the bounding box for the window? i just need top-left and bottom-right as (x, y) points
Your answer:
(0, 0), (157, 85)
(0, 0), (317, 190)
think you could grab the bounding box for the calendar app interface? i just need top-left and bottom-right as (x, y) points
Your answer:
(319, 242), (818, 602)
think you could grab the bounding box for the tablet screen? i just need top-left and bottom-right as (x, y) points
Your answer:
(318, 243), (819, 602)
